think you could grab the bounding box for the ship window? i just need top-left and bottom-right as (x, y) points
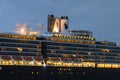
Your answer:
(17, 48), (23, 52)
(101, 49), (110, 52)
(83, 72), (86, 75)
(51, 50), (56, 53)
(31, 72), (34, 74)
(2, 48), (6, 51)
(36, 72), (39, 74)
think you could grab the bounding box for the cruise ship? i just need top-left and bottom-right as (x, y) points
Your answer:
(0, 15), (120, 80)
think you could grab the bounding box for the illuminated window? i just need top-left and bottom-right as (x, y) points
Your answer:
(51, 50), (56, 53)
(112, 64), (119, 68)
(101, 49), (110, 52)
(37, 45), (41, 48)
(2, 48), (6, 51)
(17, 48), (23, 52)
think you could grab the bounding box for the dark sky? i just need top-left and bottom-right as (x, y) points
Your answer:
(0, 0), (120, 45)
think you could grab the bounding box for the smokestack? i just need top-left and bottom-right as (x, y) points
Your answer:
(47, 15), (69, 33)
(48, 14), (55, 32)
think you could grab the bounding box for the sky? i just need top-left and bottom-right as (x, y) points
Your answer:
(0, 0), (120, 45)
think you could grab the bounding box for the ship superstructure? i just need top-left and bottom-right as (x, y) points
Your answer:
(45, 15), (120, 68)
(0, 33), (44, 66)
(0, 14), (120, 80)
(41, 30), (120, 68)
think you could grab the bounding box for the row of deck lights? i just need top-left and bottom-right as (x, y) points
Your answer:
(52, 34), (95, 40)
(0, 59), (119, 68)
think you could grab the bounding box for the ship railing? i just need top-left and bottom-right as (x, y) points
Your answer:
(12, 60), (44, 66)
(81, 62), (95, 67)
(0, 55), (13, 65)
(0, 55), (45, 66)
(22, 56), (44, 66)
(96, 63), (120, 68)
(62, 61), (73, 67)
(72, 62), (83, 67)
(61, 61), (95, 67)
(61, 58), (82, 67)
(46, 57), (62, 66)
(33, 56), (44, 66)
(0, 60), (13, 65)
(11, 56), (34, 66)
(45, 57), (96, 67)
